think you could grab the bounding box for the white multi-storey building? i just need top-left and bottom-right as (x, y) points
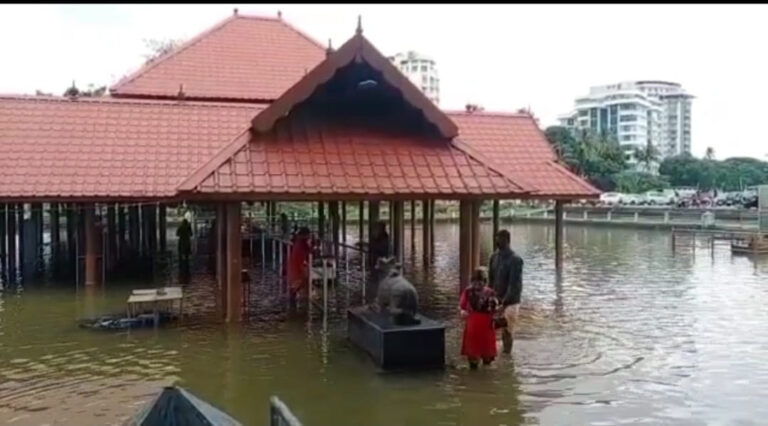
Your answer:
(559, 80), (693, 165)
(388, 51), (440, 105)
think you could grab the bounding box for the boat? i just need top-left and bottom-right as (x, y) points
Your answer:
(125, 385), (241, 426)
(78, 312), (177, 331)
(731, 234), (768, 255)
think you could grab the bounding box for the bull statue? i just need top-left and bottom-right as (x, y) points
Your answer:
(373, 257), (420, 326)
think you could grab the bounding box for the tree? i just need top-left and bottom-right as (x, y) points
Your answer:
(614, 170), (670, 193)
(659, 154), (768, 191)
(634, 142), (660, 172)
(143, 38), (184, 64)
(62, 81), (107, 98)
(705, 146), (715, 160)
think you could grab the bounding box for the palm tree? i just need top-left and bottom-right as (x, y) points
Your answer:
(704, 146), (715, 161)
(634, 142), (660, 172)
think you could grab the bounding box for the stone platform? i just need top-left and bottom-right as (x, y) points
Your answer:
(347, 306), (445, 371)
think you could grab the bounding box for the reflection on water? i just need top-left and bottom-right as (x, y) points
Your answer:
(1, 222), (768, 425)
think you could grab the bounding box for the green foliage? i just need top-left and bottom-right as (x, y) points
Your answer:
(544, 126), (626, 190)
(659, 154), (768, 191)
(143, 38), (185, 65)
(613, 171), (670, 193)
(62, 81), (107, 97)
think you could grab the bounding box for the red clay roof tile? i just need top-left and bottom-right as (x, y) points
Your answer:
(110, 15), (326, 101)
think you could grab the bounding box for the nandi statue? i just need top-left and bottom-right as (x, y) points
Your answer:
(372, 257), (420, 326)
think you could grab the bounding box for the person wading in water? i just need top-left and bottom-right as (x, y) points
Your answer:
(176, 218), (193, 264)
(488, 229), (524, 354)
(459, 267), (498, 369)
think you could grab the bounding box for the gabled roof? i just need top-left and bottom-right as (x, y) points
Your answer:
(110, 14), (326, 102)
(250, 28), (459, 139)
(449, 111), (600, 198)
(0, 95), (262, 200)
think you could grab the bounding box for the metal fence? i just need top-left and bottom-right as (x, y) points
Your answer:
(270, 396), (303, 426)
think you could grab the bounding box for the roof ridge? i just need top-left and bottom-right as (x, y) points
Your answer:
(231, 13), (325, 51)
(0, 93), (267, 109)
(445, 110), (531, 118)
(110, 14), (239, 94)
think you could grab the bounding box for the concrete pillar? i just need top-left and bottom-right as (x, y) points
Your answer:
(492, 199), (500, 241)
(84, 205), (100, 286)
(555, 200), (564, 274)
(392, 201), (404, 263)
(226, 202), (242, 323)
(470, 200), (481, 271)
(459, 200), (472, 290)
(422, 199), (431, 263)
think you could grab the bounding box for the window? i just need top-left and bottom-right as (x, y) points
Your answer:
(422, 75), (427, 84)
(620, 115), (638, 122)
(421, 65), (427, 72)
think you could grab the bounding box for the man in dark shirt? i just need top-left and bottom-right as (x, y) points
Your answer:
(488, 229), (523, 354)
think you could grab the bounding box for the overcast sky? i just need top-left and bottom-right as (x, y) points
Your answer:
(1, 4), (766, 160)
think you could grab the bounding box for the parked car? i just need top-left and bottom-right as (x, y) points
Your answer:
(600, 192), (623, 206)
(622, 193), (645, 206)
(644, 189), (677, 206)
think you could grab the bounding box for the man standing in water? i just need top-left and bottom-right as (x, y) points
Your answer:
(488, 229), (523, 354)
(176, 217), (193, 264)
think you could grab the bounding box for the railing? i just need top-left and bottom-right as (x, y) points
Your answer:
(269, 396), (302, 426)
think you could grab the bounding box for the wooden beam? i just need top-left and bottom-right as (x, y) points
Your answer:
(106, 204), (116, 267)
(358, 201), (364, 246)
(492, 199), (500, 240)
(330, 201), (340, 259)
(318, 201), (325, 241)
(158, 205), (167, 252)
(367, 201), (379, 246)
(217, 203), (227, 318)
(459, 200), (472, 290)
(555, 200), (564, 274)
(410, 200), (416, 248)
(7, 204), (16, 282)
(50, 203), (60, 261)
(0, 204), (6, 278)
(341, 201), (347, 246)
(225, 202), (242, 323)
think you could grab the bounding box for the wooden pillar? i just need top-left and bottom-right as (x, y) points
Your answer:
(158, 205), (167, 253)
(318, 201), (325, 241)
(0, 204), (6, 278)
(128, 206), (139, 253)
(17, 204), (25, 278)
(50, 203), (60, 265)
(410, 200), (416, 248)
(555, 200), (564, 274)
(7, 204), (16, 282)
(422, 199), (431, 262)
(341, 201), (347, 246)
(106, 204), (116, 267)
(31, 203), (43, 265)
(459, 200), (472, 289)
(216, 203), (227, 317)
(330, 201), (340, 259)
(367, 201), (379, 245)
(492, 199), (500, 240)
(429, 199), (435, 249)
(225, 202), (242, 323)
(389, 201), (395, 250)
(66, 204), (76, 263)
(149, 204), (157, 254)
(84, 204), (99, 286)
(358, 201), (365, 245)
(117, 205), (126, 258)
(393, 201), (404, 263)
(471, 200), (481, 271)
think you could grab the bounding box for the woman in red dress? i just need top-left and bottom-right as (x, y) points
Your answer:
(287, 227), (312, 307)
(459, 268), (498, 369)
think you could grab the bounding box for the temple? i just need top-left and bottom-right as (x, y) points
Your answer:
(0, 12), (598, 322)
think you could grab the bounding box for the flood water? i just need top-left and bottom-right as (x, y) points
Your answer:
(1, 222), (768, 425)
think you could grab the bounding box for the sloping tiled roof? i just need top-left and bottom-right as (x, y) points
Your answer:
(110, 14), (326, 102)
(177, 123), (527, 199)
(449, 111), (600, 198)
(0, 95), (262, 200)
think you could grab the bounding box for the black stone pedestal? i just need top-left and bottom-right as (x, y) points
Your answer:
(347, 306), (445, 370)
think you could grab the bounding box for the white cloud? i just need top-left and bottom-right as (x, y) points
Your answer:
(1, 4), (766, 160)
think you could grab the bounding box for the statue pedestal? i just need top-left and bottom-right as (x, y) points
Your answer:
(347, 306), (445, 370)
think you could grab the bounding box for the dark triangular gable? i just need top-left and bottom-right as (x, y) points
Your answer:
(250, 31), (458, 139)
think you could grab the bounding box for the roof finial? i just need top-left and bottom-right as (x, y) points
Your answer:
(326, 38), (334, 57)
(233, 8), (238, 15)
(356, 15), (362, 35)
(177, 83), (185, 99)
(277, 10), (282, 19)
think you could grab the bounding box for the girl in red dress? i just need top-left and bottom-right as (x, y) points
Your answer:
(459, 268), (499, 369)
(287, 227), (312, 307)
